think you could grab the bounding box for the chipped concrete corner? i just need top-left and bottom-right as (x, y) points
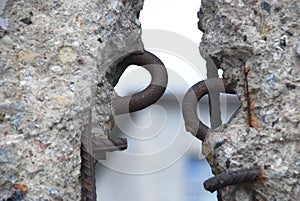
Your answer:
(0, 0), (144, 200)
(199, 0), (299, 200)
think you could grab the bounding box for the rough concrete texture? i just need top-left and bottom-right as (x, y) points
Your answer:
(0, 0), (143, 200)
(199, 0), (299, 200)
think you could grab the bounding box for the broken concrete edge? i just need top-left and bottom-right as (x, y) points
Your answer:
(199, 0), (300, 200)
(0, 0), (145, 200)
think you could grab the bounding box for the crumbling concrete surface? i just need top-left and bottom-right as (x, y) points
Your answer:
(0, 0), (143, 200)
(199, 0), (299, 200)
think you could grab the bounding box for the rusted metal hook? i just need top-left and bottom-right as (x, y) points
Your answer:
(111, 50), (168, 115)
(182, 78), (236, 141)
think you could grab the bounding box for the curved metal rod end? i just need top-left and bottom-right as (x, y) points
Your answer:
(111, 50), (168, 115)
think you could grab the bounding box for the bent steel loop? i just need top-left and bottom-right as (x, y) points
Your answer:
(182, 78), (236, 141)
(111, 50), (168, 115)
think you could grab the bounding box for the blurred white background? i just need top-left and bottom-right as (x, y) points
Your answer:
(95, 1), (239, 201)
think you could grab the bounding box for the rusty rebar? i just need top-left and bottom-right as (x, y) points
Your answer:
(81, 115), (127, 201)
(80, 110), (96, 201)
(182, 78), (236, 141)
(110, 50), (168, 115)
(203, 167), (262, 193)
(92, 136), (127, 159)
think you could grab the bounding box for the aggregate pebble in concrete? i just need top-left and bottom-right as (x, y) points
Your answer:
(0, 0), (144, 200)
(0, 0), (8, 15)
(199, 0), (300, 200)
